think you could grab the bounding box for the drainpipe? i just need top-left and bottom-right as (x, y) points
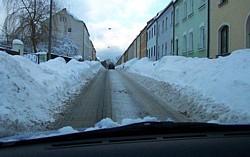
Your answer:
(83, 28), (85, 60)
(156, 20), (158, 61)
(173, 5), (175, 56)
(207, 0), (210, 58)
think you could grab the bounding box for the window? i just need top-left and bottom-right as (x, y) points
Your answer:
(171, 39), (173, 53)
(165, 42), (168, 55)
(175, 7), (179, 25)
(154, 25), (156, 36)
(151, 28), (153, 37)
(166, 17), (168, 31)
(162, 44), (164, 56)
(183, 1), (187, 20)
(149, 31), (151, 40)
(199, 25), (206, 49)
(200, 0), (206, 7)
(189, 0), (194, 15)
(158, 24), (160, 36)
(60, 15), (66, 22)
(220, 25), (229, 54)
(188, 31), (193, 51)
(154, 46), (156, 56)
(175, 38), (179, 55)
(183, 34), (187, 52)
(68, 28), (72, 32)
(162, 20), (164, 33)
(219, 0), (228, 7)
(171, 11), (174, 26)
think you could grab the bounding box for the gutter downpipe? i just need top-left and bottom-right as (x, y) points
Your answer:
(173, 4), (176, 56)
(207, 0), (210, 58)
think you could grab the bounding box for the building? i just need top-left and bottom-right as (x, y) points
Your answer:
(140, 26), (147, 58)
(174, 0), (209, 58)
(157, 2), (174, 58)
(147, 17), (158, 61)
(136, 35), (141, 58)
(209, 0), (250, 58)
(127, 41), (134, 60)
(53, 8), (95, 60)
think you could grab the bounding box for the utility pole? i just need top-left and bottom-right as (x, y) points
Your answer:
(48, 0), (53, 60)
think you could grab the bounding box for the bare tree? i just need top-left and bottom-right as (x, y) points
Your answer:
(2, 0), (59, 53)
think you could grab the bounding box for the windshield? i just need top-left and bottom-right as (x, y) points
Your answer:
(0, 0), (250, 140)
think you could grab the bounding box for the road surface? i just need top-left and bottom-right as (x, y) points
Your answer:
(49, 70), (188, 130)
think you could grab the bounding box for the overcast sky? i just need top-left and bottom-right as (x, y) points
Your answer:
(62, 0), (172, 61)
(0, 0), (171, 60)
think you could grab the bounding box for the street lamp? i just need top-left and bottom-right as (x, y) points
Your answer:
(48, 0), (53, 60)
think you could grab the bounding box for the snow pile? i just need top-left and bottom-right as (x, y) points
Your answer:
(0, 51), (104, 137)
(0, 117), (159, 142)
(117, 49), (250, 123)
(85, 117), (159, 131)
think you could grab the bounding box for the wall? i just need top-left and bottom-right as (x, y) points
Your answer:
(210, 0), (250, 58)
(174, 0), (208, 58)
(157, 3), (174, 59)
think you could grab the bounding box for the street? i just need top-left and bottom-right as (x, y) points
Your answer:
(49, 70), (188, 130)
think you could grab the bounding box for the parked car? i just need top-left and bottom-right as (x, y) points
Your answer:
(108, 62), (115, 69)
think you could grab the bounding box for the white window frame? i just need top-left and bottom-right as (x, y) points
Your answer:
(175, 7), (179, 25)
(199, 23), (206, 49)
(171, 11), (174, 26)
(183, 32), (187, 52)
(189, 0), (194, 15)
(166, 17), (168, 31)
(200, 0), (206, 7)
(188, 29), (194, 51)
(183, 0), (187, 19)
(162, 20), (164, 33)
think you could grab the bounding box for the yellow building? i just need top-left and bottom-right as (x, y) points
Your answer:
(210, 0), (250, 58)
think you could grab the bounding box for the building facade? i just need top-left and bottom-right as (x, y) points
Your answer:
(53, 8), (95, 60)
(209, 0), (250, 58)
(147, 17), (158, 61)
(174, 0), (209, 58)
(157, 2), (174, 58)
(140, 26), (147, 58)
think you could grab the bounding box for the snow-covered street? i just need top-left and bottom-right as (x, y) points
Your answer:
(117, 49), (250, 123)
(0, 49), (250, 138)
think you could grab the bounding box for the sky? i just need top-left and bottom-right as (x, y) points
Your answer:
(0, 0), (172, 61)
(61, 0), (171, 61)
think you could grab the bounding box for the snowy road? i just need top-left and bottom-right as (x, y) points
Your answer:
(49, 70), (112, 130)
(49, 70), (188, 130)
(111, 70), (188, 122)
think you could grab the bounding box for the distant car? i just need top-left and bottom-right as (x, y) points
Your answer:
(108, 62), (115, 69)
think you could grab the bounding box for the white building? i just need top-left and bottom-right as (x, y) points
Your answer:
(53, 8), (94, 60)
(147, 17), (158, 61)
(157, 2), (174, 58)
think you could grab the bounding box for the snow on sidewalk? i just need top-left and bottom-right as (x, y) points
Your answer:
(117, 49), (250, 123)
(0, 51), (104, 137)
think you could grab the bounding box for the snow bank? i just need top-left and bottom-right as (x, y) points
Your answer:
(0, 51), (104, 137)
(117, 49), (250, 123)
(0, 117), (159, 142)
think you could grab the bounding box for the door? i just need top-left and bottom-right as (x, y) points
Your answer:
(221, 26), (229, 54)
(247, 15), (250, 48)
(176, 39), (179, 55)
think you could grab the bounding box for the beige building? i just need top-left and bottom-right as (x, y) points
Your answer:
(140, 26), (147, 58)
(210, 0), (250, 58)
